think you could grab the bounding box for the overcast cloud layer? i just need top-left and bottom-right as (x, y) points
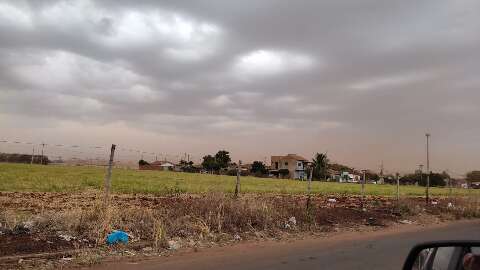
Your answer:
(1, 0), (479, 175)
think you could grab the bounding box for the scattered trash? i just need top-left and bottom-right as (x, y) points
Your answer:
(124, 250), (136, 256)
(106, 230), (129, 245)
(288, 216), (297, 226)
(22, 221), (35, 230)
(327, 198), (337, 203)
(362, 208), (367, 212)
(18, 259), (24, 264)
(142, 246), (153, 252)
(447, 202), (454, 208)
(58, 233), (75, 242)
(60, 257), (73, 262)
(12, 224), (30, 235)
(431, 201), (438, 205)
(233, 234), (242, 241)
(366, 217), (377, 226)
(167, 240), (181, 250)
(284, 223), (291, 229)
(399, 220), (413, 224)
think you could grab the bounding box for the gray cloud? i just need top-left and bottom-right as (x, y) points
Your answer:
(1, 0), (479, 174)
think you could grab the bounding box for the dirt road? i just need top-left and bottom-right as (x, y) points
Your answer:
(88, 220), (480, 270)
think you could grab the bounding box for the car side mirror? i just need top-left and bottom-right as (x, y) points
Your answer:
(403, 241), (480, 270)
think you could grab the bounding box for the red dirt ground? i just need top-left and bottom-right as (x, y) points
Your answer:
(0, 192), (456, 259)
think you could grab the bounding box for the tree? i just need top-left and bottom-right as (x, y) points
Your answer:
(179, 159), (195, 172)
(312, 152), (329, 180)
(466, 171), (480, 184)
(400, 172), (447, 187)
(251, 161), (267, 176)
(0, 153), (50, 165)
(365, 171), (380, 182)
(214, 150), (231, 169)
(202, 155), (219, 172)
(138, 159), (149, 166)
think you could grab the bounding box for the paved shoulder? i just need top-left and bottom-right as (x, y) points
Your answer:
(93, 220), (480, 270)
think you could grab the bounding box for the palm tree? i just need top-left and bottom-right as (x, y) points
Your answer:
(312, 152), (329, 180)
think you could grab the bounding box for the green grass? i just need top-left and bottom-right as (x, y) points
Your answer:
(0, 163), (478, 197)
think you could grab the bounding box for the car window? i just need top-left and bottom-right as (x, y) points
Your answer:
(432, 247), (456, 270)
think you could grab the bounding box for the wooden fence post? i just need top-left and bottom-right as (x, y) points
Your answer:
(361, 170), (366, 209)
(103, 144), (116, 208)
(30, 147), (34, 164)
(306, 166), (313, 210)
(235, 160), (241, 198)
(361, 170), (366, 200)
(308, 167), (313, 194)
(396, 172), (400, 202)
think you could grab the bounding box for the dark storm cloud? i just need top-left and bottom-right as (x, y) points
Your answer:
(1, 0), (479, 173)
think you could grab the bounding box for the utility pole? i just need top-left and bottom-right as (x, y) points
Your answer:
(425, 133), (430, 205)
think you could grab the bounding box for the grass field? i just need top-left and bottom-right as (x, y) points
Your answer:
(0, 163), (478, 197)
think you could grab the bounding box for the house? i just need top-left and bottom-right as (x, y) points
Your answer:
(339, 171), (360, 183)
(139, 160), (175, 171)
(155, 161), (175, 171)
(270, 154), (308, 180)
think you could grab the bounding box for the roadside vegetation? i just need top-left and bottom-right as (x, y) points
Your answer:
(1, 162), (479, 268)
(1, 163), (479, 196)
(1, 191), (479, 267)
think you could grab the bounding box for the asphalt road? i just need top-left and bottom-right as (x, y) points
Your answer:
(92, 220), (480, 270)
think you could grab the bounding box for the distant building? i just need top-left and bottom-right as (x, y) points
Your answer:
(139, 160), (175, 171)
(339, 171), (360, 183)
(270, 154), (308, 179)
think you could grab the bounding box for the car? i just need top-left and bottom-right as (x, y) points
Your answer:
(470, 182), (480, 189)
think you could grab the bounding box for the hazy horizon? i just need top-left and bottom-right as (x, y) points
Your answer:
(1, 0), (479, 177)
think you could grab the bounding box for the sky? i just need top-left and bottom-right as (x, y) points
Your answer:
(1, 0), (479, 176)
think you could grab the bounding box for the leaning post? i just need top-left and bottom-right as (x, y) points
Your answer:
(103, 144), (116, 208)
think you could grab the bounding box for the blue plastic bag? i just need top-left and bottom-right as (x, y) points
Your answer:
(106, 230), (129, 245)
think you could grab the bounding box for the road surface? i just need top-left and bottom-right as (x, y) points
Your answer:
(91, 220), (480, 270)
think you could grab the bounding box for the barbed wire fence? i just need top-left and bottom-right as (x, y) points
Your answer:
(2, 137), (468, 175)
(0, 139), (204, 168)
